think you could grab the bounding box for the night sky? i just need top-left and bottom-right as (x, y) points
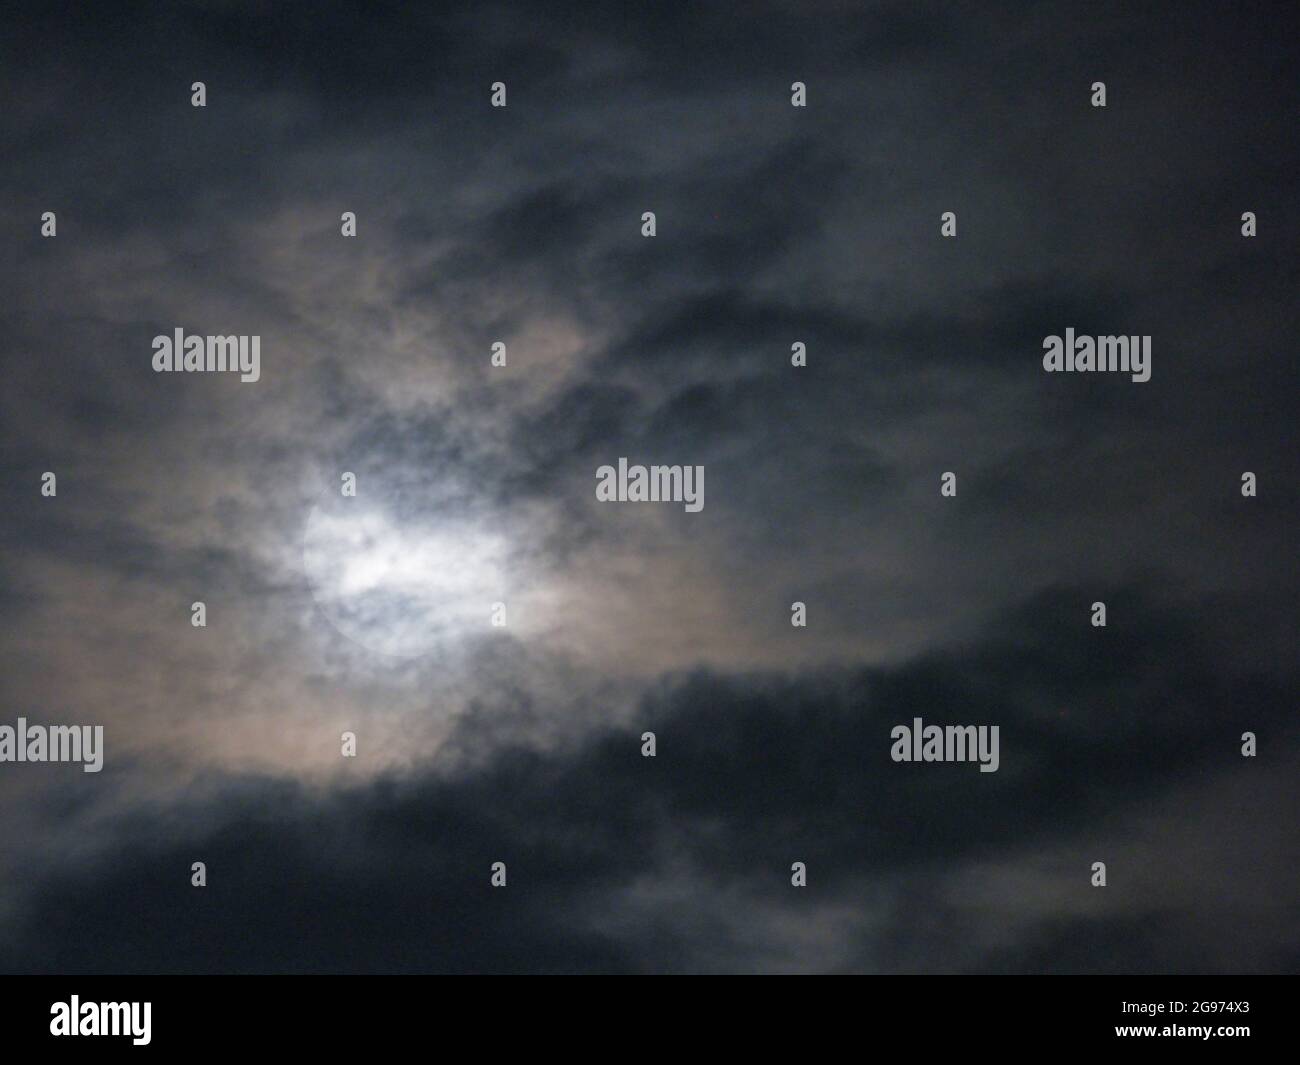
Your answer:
(0, 1), (1296, 973)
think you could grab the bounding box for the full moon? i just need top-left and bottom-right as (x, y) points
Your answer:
(303, 493), (506, 658)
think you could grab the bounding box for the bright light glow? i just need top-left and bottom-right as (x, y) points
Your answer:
(304, 499), (507, 658)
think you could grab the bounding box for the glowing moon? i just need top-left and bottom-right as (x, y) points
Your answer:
(303, 492), (506, 658)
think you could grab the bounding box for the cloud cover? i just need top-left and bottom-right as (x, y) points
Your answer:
(0, 1), (1295, 971)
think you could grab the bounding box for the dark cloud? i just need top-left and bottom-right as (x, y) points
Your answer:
(2, 585), (1295, 973)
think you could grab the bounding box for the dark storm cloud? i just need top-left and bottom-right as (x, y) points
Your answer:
(0, 0), (1296, 975)
(2, 584), (1295, 973)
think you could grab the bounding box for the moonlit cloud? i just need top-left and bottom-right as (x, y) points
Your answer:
(0, 0), (1295, 973)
